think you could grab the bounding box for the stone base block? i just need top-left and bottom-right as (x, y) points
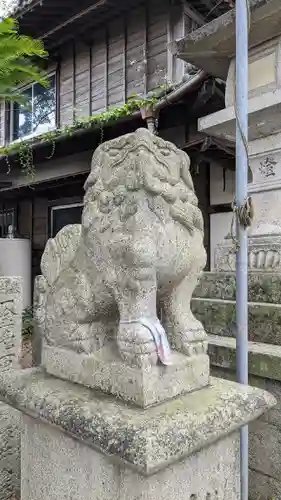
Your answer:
(21, 414), (240, 500)
(42, 344), (210, 407)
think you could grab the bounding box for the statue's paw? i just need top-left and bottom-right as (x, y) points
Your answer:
(182, 341), (208, 356)
(168, 315), (207, 351)
(117, 324), (158, 368)
(177, 340), (208, 356)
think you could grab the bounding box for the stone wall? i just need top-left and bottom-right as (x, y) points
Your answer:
(211, 365), (281, 500)
(193, 272), (281, 500)
(0, 277), (22, 500)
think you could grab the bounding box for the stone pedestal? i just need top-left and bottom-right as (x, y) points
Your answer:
(0, 368), (275, 500)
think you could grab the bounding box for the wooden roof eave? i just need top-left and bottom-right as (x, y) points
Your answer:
(14, 0), (234, 50)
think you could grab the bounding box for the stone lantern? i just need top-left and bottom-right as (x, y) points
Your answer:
(172, 0), (281, 271)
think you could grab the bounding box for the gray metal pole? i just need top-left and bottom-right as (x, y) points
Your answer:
(235, 0), (249, 499)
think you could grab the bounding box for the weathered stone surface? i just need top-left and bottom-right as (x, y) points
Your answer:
(37, 128), (208, 397)
(261, 379), (281, 428)
(0, 368), (275, 476)
(199, 89), (281, 143)
(215, 233), (281, 273)
(249, 468), (281, 500)
(192, 298), (281, 345)
(0, 277), (22, 298)
(32, 275), (46, 366)
(194, 271), (281, 304)
(212, 369), (281, 500)
(171, 0), (279, 79)
(0, 277), (22, 370)
(249, 419), (281, 482)
(225, 36), (281, 108)
(0, 404), (20, 500)
(208, 335), (281, 382)
(210, 345), (281, 421)
(0, 277), (22, 500)
(211, 349), (281, 500)
(21, 415), (240, 500)
(42, 345), (209, 407)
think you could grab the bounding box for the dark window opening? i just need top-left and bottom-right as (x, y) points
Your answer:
(50, 203), (83, 238)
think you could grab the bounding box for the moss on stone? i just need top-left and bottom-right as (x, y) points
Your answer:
(195, 273), (236, 301)
(208, 341), (281, 383)
(195, 272), (281, 304)
(0, 368), (275, 476)
(192, 298), (281, 346)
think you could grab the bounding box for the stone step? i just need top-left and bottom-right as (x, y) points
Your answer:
(191, 297), (281, 346)
(194, 271), (281, 304)
(208, 334), (281, 383)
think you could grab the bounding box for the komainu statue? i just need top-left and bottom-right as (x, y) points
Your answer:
(39, 128), (207, 368)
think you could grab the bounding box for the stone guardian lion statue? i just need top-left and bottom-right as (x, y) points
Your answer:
(39, 128), (207, 368)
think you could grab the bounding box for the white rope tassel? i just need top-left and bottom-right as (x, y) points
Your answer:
(120, 318), (172, 366)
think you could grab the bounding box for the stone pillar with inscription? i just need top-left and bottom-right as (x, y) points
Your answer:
(0, 277), (22, 500)
(0, 130), (275, 500)
(213, 37), (281, 271)
(172, 1), (281, 271)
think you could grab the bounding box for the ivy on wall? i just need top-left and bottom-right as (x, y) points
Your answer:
(0, 95), (159, 180)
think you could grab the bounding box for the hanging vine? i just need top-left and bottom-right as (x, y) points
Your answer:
(18, 142), (36, 181)
(45, 138), (56, 160)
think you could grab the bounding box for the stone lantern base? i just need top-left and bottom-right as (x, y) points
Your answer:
(215, 233), (281, 271)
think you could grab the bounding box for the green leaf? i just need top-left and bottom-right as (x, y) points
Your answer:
(0, 17), (48, 103)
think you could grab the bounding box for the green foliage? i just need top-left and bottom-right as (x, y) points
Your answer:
(22, 306), (34, 338)
(0, 17), (48, 104)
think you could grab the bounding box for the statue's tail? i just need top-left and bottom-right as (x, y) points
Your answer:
(40, 224), (82, 287)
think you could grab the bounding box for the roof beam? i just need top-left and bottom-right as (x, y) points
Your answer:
(16, 0), (43, 19)
(40, 0), (106, 41)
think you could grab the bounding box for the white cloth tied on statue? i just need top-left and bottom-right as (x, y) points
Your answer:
(120, 317), (172, 365)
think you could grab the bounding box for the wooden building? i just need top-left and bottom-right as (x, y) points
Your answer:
(0, 0), (235, 291)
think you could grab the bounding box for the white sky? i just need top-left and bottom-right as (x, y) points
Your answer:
(0, 0), (18, 18)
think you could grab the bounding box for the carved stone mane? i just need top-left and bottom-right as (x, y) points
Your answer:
(82, 128), (204, 236)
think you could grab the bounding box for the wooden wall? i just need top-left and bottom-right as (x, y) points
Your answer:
(192, 161), (211, 270)
(0, 0), (202, 143)
(59, 0), (185, 125)
(5, 178), (85, 280)
(0, 0), (204, 275)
